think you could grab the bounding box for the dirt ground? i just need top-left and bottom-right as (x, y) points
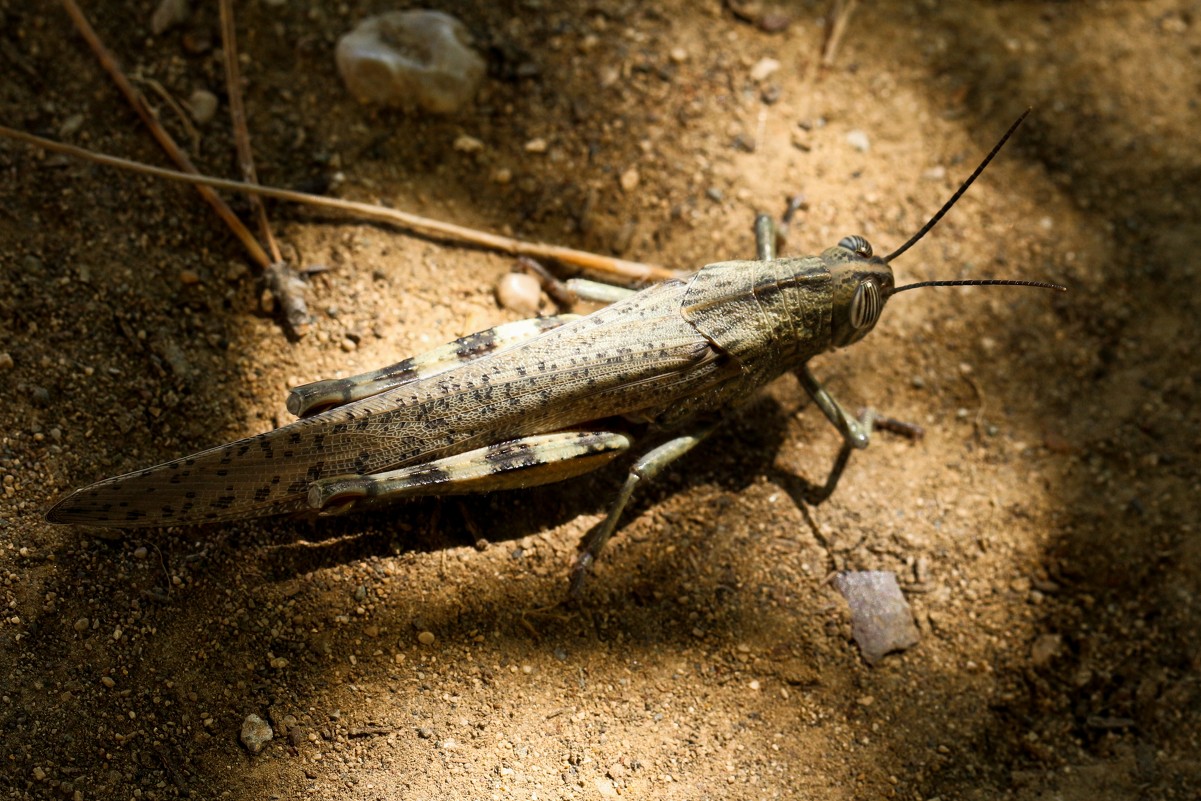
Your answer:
(2, 0), (1200, 799)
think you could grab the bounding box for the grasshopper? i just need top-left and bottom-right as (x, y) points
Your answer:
(47, 112), (1063, 591)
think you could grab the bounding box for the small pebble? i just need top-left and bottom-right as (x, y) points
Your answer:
(495, 272), (541, 315)
(133, 546), (148, 559)
(100, 676), (115, 688)
(181, 30), (212, 54)
(340, 337), (357, 353)
(914, 556), (930, 584)
(150, 0), (189, 35)
(59, 114), (85, 137)
(758, 11), (793, 32)
(619, 167), (640, 193)
(290, 731), (310, 753)
(453, 134), (485, 153)
(749, 57), (780, 82)
(73, 617), (89, 633)
(1030, 633), (1063, 667)
(669, 47), (688, 63)
(832, 571), (920, 665)
(524, 137), (548, 154)
(185, 89), (218, 125)
(240, 714), (273, 754)
(0, 352), (13, 370)
(846, 129), (871, 153)
(417, 630), (436, 645)
(1043, 431), (1075, 454)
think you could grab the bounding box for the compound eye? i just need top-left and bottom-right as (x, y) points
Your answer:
(838, 235), (873, 258)
(849, 280), (882, 330)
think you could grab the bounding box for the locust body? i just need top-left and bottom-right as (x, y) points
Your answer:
(45, 247), (878, 526)
(47, 112), (1064, 588)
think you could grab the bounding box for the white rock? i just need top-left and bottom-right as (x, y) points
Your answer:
(151, 0), (189, 35)
(496, 273), (541, 314)
(750, 57), (781, 82)
(846, 129), (871, 153)
(1030, 633), (1063, 667)
(186, 89), (219, 125)
(240, 713), (273, 754)
(619, 167), (640, 193)
(453, 134), (485, 153)
(336, 10), (486, 113)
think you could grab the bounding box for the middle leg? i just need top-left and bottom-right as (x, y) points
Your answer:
(570, 424), (718, 595)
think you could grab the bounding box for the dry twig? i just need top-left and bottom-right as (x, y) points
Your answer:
(0, 126), (679, 284)
(217, 0), (309, 334)
(35, 0), (678, 305)
(219, 0), (280, 264)
(821, 0), (860, 67)
(59, 0), (271, 271)
(63, 0), (315, 336)
(132, 76), (201, 155)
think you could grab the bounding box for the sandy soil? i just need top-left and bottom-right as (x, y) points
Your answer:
(2, 1), (1199, 799)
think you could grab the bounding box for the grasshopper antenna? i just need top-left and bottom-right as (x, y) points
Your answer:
(889, 277), (1066, 295)
(882, 108), (1067, 296)
(884, 108), (1031, 265)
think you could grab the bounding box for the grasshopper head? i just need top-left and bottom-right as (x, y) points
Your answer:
(825, 230), (1065, 351)
(826, 235), (895, 349)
